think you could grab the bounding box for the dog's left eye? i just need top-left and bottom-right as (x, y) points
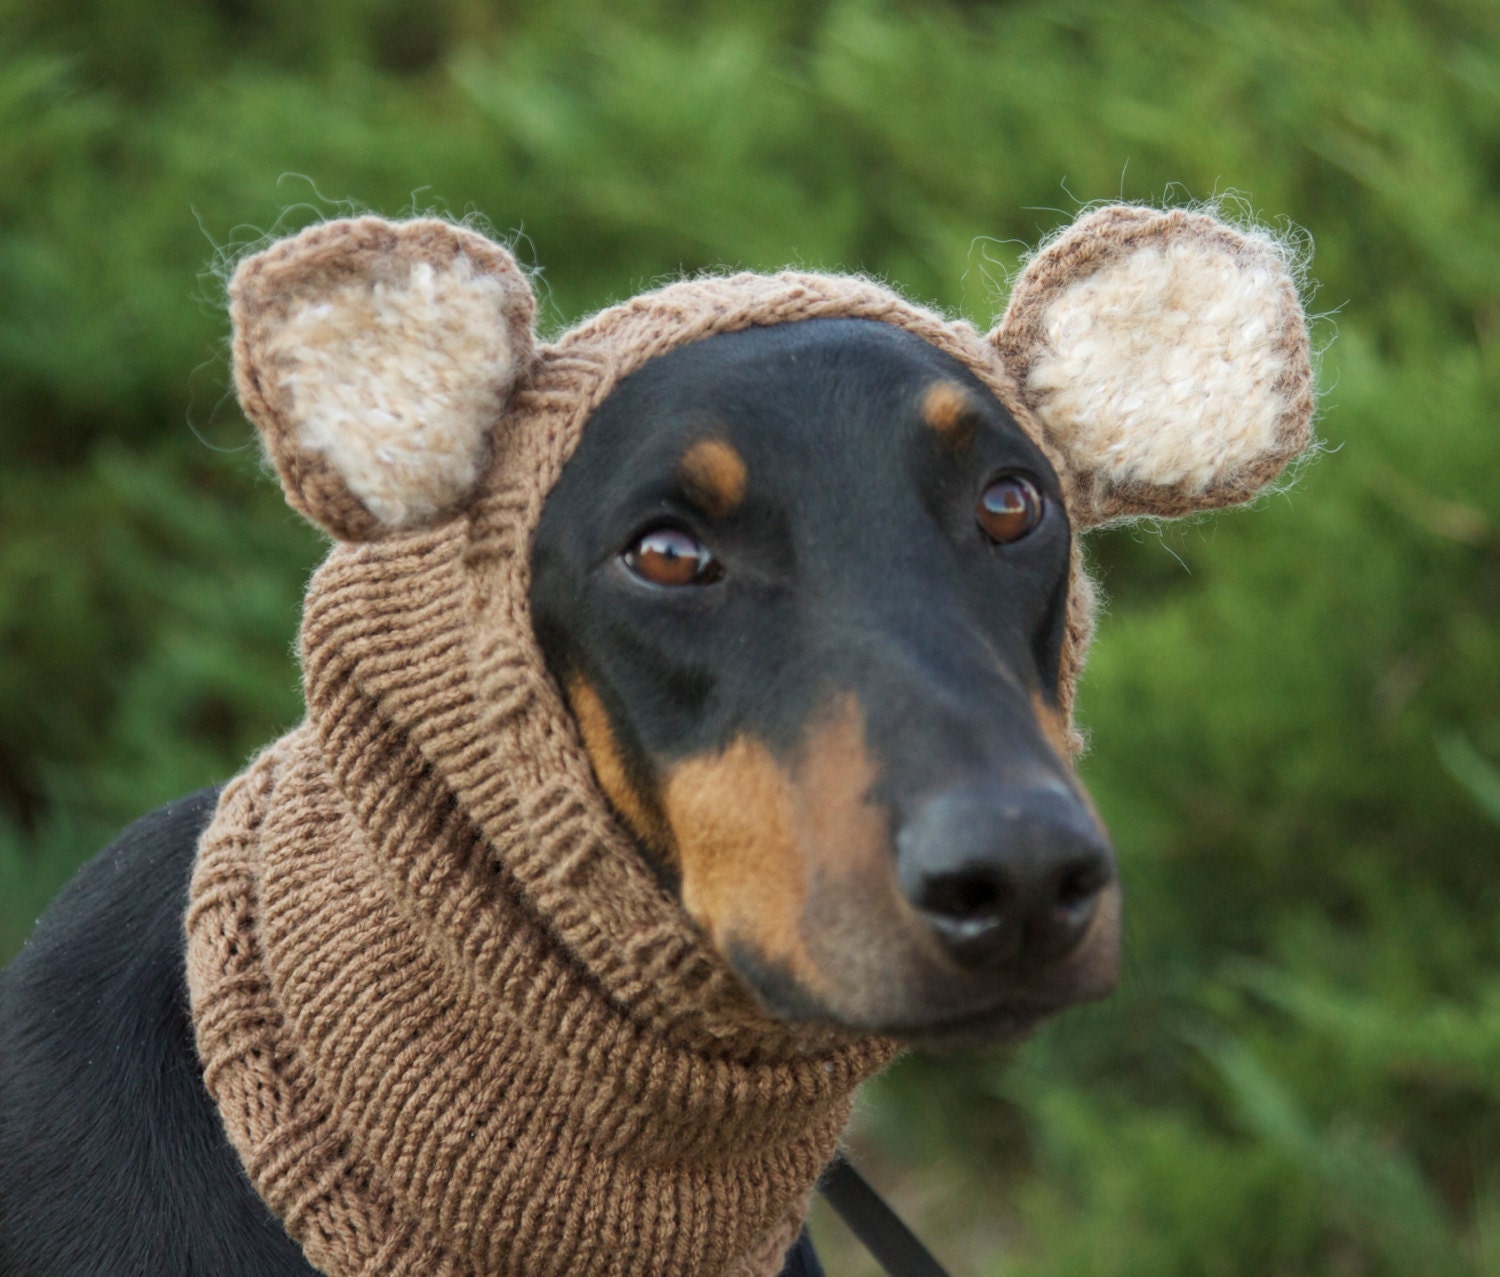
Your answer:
(977, 475), (1044, 544)
(622, 525), (723, 587)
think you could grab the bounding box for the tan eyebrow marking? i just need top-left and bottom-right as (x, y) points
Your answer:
(679, 438), (748, 517)
(921, 380), (981, 448)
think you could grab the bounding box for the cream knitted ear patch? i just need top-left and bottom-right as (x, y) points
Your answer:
(1024, 234), (1295, 496)
(268, 255), (521, 529)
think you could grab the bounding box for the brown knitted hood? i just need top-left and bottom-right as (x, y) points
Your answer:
(185, 208), (1315, 1276)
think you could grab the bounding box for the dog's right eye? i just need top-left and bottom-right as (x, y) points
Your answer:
(622, 525), (723, 587)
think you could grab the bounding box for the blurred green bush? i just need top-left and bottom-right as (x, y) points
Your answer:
(1, 0), (1496, 1272)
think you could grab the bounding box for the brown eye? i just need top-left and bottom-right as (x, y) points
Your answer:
(978, 475), (1043, 544)
(623, 525), (722, 587)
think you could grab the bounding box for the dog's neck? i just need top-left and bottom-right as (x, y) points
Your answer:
(186, 521), (896, 1277)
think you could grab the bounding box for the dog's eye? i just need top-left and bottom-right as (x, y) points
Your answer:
(623, 525), (723, 587)
(977, 475), (1043, 544)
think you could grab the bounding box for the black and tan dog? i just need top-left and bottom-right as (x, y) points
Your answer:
(0, 206), (1313, 1276)
(532, 318), (1118, 1040)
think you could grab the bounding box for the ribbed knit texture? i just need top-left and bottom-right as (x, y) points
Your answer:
(187, 512), (897, 1275)
(187, 207), (1313, 1276)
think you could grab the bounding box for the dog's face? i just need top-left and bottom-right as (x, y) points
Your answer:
(531, 318), (1118, 1041)
(228, 208), (1312, 1039)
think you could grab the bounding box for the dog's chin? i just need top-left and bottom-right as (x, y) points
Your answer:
(734, 965), (1068, 1050)
(726, 943), (1114, 1050)
(878, 1000), (1063, 1051)
(797, 997), (1065, 1051)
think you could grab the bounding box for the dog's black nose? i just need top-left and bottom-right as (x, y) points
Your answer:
(896, 784), (1114, 968)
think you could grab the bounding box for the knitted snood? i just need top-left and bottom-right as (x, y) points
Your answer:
(182, 202), (1315, 1275)
(184, 261), (1112, 1277)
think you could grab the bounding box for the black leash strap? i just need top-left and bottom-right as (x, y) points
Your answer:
(818, 1153), (953, 1277)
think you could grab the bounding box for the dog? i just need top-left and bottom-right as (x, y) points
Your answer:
(0, 207), (1313, 1276)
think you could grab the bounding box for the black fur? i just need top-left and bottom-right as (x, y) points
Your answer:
(0, 791), (316, 1275)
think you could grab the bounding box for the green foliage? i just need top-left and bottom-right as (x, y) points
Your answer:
(1, 0), (1497, 1271)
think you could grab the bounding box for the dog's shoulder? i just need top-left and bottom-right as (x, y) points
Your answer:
(0, 789), (314, 1276)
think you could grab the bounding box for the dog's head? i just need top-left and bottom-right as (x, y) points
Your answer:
(230, 207), (1313, 1044)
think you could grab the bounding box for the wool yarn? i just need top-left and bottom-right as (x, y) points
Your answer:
(186, 207), (1314, 1277)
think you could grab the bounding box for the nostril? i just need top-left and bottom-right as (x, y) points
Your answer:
(909, 865), (1018, 966)
(917, 869), (1009, 924)
(1032, 848), (1112, 962)
(1054, 856), (1110, 911)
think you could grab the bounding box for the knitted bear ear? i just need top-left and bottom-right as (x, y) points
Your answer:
(230, 216), (536, 542)
(991, 205), (1314, 528)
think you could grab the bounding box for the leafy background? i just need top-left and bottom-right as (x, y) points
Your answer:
(2, 0), (1497, 1272)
